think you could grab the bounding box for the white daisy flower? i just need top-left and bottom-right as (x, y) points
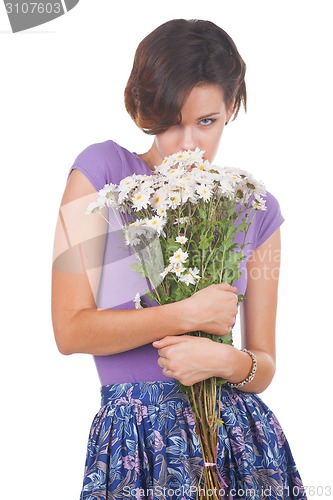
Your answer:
(189, 267), (201, 280)
(125, 221), (147, 245)
(252, 196), (267, 211)
(248, 178), (266, 197)
(170, 262), (186, 276)
(119, 176), (137, 194)
(172, 176), (196, 202)
(176, 235), (188, 245)
(179, 173), (196, 185)
(218, 178), (235, 196)
(179, 273), (195, 286)
(192, 170), (215, 189)
(178, 185), (196, 203)
(169, 249), (188, 264)
(179, 267), (201, 286)
(196, 159), (211, 171)
(98, 183), (118, 198)
(165, 167), (185, 181)
(124, 228), (141, 246)
(150, 188), (167, 209)
(131, 189), (151, 210)
(167, 190), (182, 209)
(96, 184), (119, 208)
(160, 264), (172, 279)
(156, 206), (167, 217)
(142, 216), (166, 235)
(197, 184), (213, 201)
(85, 198), (106, 214)
(181, 148), (205, 167)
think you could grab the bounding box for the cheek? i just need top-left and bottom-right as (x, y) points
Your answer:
(200, 127), (225, 161)
(154, 133), (178, 157)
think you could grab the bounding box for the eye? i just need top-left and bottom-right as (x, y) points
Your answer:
(199, 118), (216, 126)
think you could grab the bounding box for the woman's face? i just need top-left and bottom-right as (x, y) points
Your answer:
(152, 84), (233, 164)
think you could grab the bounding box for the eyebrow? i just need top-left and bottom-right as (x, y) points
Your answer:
(197, 112), (221, 120)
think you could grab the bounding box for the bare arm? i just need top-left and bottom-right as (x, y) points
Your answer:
(235, 227), (280, 392)
(52, 170), (239, 356)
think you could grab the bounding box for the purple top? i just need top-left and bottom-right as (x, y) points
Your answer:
(68, 139), (284, 385)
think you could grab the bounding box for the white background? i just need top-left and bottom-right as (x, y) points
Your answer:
(1, 1), (332, 498)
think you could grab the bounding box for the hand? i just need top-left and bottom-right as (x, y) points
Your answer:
(153, 335), (230, 386)
(182, 283), (239, 336)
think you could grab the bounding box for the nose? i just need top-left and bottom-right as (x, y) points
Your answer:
(180, 127), (197, 151)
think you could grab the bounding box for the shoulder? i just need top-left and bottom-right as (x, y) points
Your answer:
(68, 139), (143, 191)
(73, 139), (122, 164)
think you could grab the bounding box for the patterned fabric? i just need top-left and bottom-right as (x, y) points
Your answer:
(80, 381), (307, 499)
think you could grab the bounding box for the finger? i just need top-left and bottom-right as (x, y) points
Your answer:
(153, 335), (190, 348)
(157, 347), (168, 357)
(158, 357), (172, 375)
(218, 283), (238, 296)
(229, 315), (237, 330)
(226, 289), (239, 304)
(157, 357), (167, 369)
(217, 283), (238, 294)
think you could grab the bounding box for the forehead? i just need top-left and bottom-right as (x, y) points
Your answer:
(181, 84), (226, 115)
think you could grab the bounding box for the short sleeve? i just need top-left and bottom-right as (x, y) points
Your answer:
(253, 191), (285, 250)
(67, 140), (123, 191)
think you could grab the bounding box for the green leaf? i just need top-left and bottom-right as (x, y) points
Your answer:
(198, 207), (208, 220)
(130, 262), (146, 277)
(199, 233), (210, 250)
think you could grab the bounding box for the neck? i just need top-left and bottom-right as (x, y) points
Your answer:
(138, 143), (162, 171)
(138, 152), (155, 171)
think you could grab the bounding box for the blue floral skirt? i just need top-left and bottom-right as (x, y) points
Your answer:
(80, 381), (307, 499)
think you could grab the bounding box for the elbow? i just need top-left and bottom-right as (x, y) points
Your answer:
(54, 332), (76, 356)
(255, 376), (275, 394)
(56, 339), (75, 356)
(267, 356), (276, 386)
(255, 358), (276, 394)
(52, 307), (85, 355)
(53, 322), (78, 356)
(52, 307), (98, 355)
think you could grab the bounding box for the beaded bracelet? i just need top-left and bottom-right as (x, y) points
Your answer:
(227, 349), (257, 388)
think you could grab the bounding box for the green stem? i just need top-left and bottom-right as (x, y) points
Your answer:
(188, 385), (202, 423)
(218, 243), (227, 283)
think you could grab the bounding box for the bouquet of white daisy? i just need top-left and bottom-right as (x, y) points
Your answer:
(87, 148), (266, 498)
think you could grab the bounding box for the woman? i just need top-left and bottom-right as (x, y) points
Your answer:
(52, 19), (307, 499)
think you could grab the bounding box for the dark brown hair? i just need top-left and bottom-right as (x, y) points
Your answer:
(124, 19), (247, 135)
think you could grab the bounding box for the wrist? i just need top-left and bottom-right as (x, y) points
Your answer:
(175, 296), (198, 333)
(213, 345), (253, 382)
(227, 349), (257, 388)
(163, 298), (193, 335)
